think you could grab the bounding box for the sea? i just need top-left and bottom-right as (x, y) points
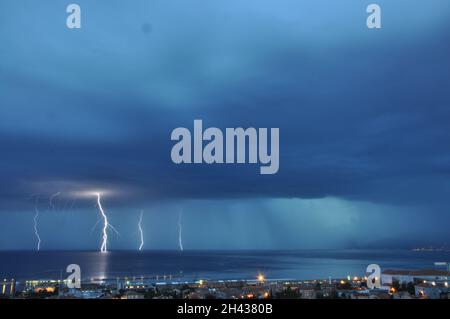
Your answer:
(0, 250), (449, 282)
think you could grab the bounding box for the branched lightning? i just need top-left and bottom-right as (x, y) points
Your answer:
(138, 210), (144, 251)
(33, 206), (41, 251)
(96, 192), (110, 253)
(178, 210), (183, 252)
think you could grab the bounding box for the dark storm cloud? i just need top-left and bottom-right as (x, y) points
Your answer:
(1, 0), (450, 211)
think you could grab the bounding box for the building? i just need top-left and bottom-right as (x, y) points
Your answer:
(121, 290), (145, 299)
(392, 291), (414, 299)
(415, 282), (449, 299)
(382, 269), (450, 285)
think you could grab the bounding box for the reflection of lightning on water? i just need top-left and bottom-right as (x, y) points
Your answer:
(138, 211), (144, 251)
(178, 210), (183, 252)
(33, 206), (41, 251)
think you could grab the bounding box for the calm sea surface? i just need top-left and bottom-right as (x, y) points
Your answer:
(0, 250), (449, 282)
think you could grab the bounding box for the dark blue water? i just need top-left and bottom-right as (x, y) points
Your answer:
(0, 250), (449, 282)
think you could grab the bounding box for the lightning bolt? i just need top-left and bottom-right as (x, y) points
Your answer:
(138, 210), (144, 251)
(96, 192), (110, 253)
(49, 192), (61, 210)
(33, 206), (41, 251)
(178, 210), (183, 252)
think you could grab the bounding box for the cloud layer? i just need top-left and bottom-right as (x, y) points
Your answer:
(1, 1), (450, 249)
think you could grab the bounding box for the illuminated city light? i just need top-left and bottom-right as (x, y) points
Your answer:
(257, 274), (265, 283)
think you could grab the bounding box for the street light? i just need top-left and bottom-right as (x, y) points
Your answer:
(257, 274), (265, 283)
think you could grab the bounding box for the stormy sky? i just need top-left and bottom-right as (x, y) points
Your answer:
(0, 0), (450, 250)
